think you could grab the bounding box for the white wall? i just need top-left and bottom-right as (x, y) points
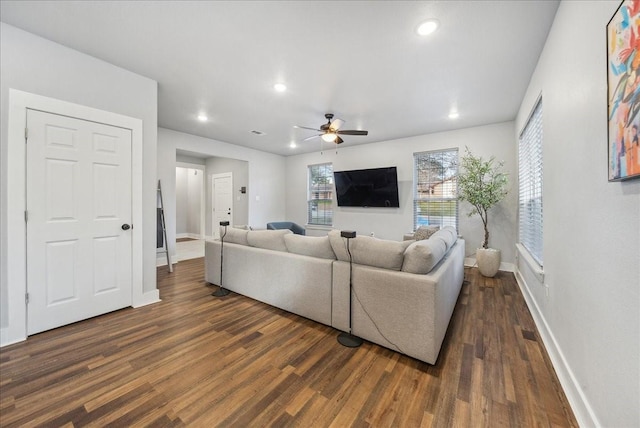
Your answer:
(285, 122), (518, 265)
(515, 2), (640, 427)
(0, 23), (158, 338)
(157, 127), (286, 259)
(186, 168), (203, 236)
(175, 166), (203, 237)
(175, 167), (189, 235)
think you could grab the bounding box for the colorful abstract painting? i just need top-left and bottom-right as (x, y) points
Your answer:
(608, 0), (640, 181)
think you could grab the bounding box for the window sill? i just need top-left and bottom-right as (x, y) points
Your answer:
(306, 224), (333, 231)
(516, 243), (544, 283)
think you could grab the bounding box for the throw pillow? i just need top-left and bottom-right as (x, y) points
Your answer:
(284, 235), (336, 260)
(413, 225), (440, 241)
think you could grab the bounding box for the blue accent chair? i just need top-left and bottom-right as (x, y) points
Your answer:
(266, 221), (306, 235)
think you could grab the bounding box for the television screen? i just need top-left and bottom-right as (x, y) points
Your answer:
(334, 167), (400, 208)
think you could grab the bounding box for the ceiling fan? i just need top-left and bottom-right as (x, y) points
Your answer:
(294, 113), (368, 144)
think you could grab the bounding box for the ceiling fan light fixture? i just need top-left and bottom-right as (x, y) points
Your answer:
(321, 133), (338, 143)
(417, 19), (439, 36)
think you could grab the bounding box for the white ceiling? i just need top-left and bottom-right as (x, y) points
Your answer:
(0, 1), (559, 156)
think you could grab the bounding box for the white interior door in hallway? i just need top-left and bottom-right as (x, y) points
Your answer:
(26, 109), (133, 335)
(212, 172), (233, 239)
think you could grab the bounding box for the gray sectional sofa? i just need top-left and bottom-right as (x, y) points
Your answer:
(204, 227), (465, 364)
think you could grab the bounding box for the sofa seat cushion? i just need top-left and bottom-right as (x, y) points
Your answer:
(284, 234), (336, 260)
(328, 230), (412, 271)
(247, 229), (292, 252)
(221, 226), (249, 245)
(401, 237), (448, 274)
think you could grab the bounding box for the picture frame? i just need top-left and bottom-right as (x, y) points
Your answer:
(607, 0), (640, 181)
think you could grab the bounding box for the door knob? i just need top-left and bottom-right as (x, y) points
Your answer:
(121, 224), (131, 230)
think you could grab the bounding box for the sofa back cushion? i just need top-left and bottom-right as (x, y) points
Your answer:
(221, 226), (249, 246)
(401, 237), (448, 274)
(328, 230), (412, 271)
(284, 235), (336, 260)
(247, 229), (292, 252)
(430, 226), (457, 250)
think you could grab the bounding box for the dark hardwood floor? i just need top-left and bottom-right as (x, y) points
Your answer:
(0, 258), (577, 427)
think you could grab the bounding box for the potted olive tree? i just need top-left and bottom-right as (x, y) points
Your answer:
(457, 147), (508, 277)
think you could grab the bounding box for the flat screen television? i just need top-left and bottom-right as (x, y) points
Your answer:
(334, 167), (400, 208)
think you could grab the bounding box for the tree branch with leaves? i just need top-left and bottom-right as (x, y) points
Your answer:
(457, 147), (508, 249)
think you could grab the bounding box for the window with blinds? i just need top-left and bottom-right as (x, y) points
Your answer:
(519, 99), (543, 265)
(413, 149), (458, 231)
(308, 163), (333, 226)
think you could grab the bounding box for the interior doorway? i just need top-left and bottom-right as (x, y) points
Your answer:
(175, 164), (205, 240)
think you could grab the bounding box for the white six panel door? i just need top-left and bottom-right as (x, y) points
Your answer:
(26, 109), (133, 335)
(212, 173), (233, 239)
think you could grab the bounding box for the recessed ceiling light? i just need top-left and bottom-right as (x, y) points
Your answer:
(448, 111), (459, 119)
(197, 113), (208, 122)
(417, 19), (439, 36)
(274, 83), (287, 92)
(289, 142), (297, 149)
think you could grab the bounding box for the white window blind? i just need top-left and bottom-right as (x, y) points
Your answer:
(413, 149), (458, 231)
(519, 99), (543, 265)
(308, 163), (333, 226)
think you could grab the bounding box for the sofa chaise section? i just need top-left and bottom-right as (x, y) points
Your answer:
(331, 238), (465, 364)
(205, 240), (333, 326)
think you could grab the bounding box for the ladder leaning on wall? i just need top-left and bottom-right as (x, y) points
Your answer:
(157, 180), (173, 273)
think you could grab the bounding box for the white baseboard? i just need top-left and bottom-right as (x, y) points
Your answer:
(156, 257), (176, 267)
(464, 257), (515, 272)
(514, 270), (599, 428)
(176, 233), (203, 240)
(133, 289), (161, 308)
(0, 327), (26, 347)
(2, 291), (161, 347)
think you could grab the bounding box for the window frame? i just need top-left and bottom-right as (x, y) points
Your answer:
(518, 97), (544, 267)
(307, 163), (333, 226)
(413, 148), (459, 231)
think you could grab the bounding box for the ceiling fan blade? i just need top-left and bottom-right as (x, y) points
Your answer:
(329, 118), (344, 131)
(335, 136), (344, 144)
(337, 130), (368, 136)
(302, 134), (320, 142)
(294, 125), (322, 132)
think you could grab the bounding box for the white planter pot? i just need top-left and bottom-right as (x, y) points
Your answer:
(476, 248), (501, 277)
